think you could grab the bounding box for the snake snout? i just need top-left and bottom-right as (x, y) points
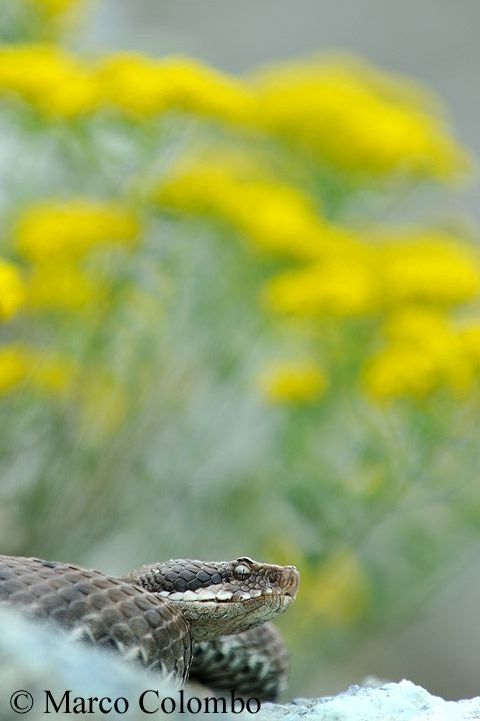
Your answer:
(281, 565), (300, 598)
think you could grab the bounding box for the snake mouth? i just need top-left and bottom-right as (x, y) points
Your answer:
(158, 591), (277, 604)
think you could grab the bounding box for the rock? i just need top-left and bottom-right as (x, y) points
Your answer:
(259, 680), (480, 720)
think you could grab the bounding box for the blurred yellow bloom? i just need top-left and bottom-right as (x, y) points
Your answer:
(458, 324), (480, 369)
(0, 259), (25, 322)
(0, 345), (29, 394)
(365, 346), (443, 401)
(25, 264), (102, 312)
(364, 308), (473, 401)
(0, 343), (76, 396)
(157, 156), (352, 259)
(261, 228), (480, 324)
(16, 200), (140, 264)
(35, 0), (80, 17)
(252, 57), (467, 181)
(379, 232), (480, 307)
(303, 551), (370, 624)
(0, 45), (98, 118)
(259, 360), (328, 404)
(264, 258), (379, 317)
(97, 54), (254, 123)
(29, 353), (76, 395)
(24, 0), (82, 24)
(384, 306), (455, 345)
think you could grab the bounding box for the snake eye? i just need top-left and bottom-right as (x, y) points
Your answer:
(233, 563), (251, 580)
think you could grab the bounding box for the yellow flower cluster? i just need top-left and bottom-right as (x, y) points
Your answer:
(364, 308), (476, 401)
(0, 343), (75, 395)
(12, 199), (140, 313)
(258, 360), (328, 404)
(0, 45), (466, 184)
(97, 54), (254, 123)
(15, 199), (140, 264)
(154, 152), (480, 406)
(155, 155), (354, 259)
(0, 45), (253, 123)
(33, 0), (80, 18)
(0, 345), (29, 394)
(25, 264), (102, 313)
(0, 38), (474, 411)
(264, 257), (378, 318)
(0, 259), (25, 322)
(264, 230), (480, 319)
(252, 57), (467, 181)
(156, 153), (480, 318)
(261, 228), (480, 403)
(458, 324), (480, 370)
(0, 45), (98, 118)
(379, 233), (480, 306)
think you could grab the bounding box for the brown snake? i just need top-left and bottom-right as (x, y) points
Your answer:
(0, 555), (299, 701)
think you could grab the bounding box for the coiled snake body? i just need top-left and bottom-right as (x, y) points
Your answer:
(0, 555), (299, 701)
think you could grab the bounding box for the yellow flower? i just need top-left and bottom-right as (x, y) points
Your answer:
(365, 345), (442, 401)
(25, 264), (102, 312)
(384, 306), (454, 344)
(0, 45), (99, 118)
(258, 360), (328, 404)
(252, 56), (468, 181)
(96, 54), (254, 123)
(35, 0), (80, 18)
(0, 259), (25, 322)
(364, 308), (473, 401)
(15, 200), (140, 264)
(156, 155), (352, 260)
(0, 343), (76, 396)
(0, 345), (29, 394)
(263, 258), (379, 317)
(379, 232), (480, 307)
(458, 323), (480, 369)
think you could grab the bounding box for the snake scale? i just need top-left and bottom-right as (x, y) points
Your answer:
(0, 555), (299, 701)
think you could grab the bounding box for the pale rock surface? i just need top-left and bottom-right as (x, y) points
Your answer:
(260, 680), (480, 720)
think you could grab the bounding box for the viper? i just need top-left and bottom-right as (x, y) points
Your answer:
(0, 555), (299, 701)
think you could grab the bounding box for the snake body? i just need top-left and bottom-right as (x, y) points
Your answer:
(0, 555), (299, 701)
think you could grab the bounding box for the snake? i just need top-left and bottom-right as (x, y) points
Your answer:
(0, 555), (299, 701)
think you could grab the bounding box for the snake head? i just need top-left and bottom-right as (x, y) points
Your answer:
(127, 557), (300, 641)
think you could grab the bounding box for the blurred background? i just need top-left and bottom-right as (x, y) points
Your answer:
(85, 0), (480, 222)
(1, 0), (480, 701)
